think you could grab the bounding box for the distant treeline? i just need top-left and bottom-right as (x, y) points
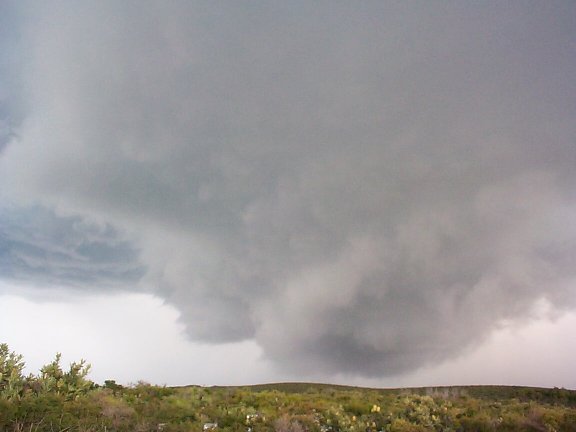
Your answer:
(2, 343), (576, 431)
(235, 382), (576, 406)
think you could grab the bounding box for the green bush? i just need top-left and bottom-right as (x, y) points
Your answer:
(0, 343), (25, 400)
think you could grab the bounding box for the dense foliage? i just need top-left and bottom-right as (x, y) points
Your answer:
(1, 344), (575, 431)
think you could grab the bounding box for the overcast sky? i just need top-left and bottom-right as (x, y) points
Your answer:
(1, 1), (575, 388)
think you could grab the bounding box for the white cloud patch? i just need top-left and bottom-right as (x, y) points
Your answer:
(0, 288), (273, 386)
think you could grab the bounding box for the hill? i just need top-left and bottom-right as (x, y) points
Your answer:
(213, 381), (576, 406)
(2, 344), (576, 431)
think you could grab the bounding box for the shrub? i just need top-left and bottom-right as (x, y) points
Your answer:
(0, 343), (25, 400)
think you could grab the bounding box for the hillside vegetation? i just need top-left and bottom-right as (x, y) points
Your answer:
(1, 344), (575, 431)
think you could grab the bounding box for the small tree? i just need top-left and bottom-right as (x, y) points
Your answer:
(0, 343), (26, 400)
(40, 352), (93, 399)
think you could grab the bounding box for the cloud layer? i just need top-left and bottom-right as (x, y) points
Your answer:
(1, 1), (576, 377)
(0, 205), (144, 290)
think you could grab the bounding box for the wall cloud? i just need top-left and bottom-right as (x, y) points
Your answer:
(1, 1), (576, 377)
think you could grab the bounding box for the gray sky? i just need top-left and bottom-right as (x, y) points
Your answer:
(1, 1), (575, 387)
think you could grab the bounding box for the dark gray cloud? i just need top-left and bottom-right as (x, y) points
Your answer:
(0, 1), (24, 154)
(1, 1), (576, 377)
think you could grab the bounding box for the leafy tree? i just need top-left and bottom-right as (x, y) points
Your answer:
(0, 343), (25, 400)
(39, 352), (93, 399)
(104, 378), (124, 393)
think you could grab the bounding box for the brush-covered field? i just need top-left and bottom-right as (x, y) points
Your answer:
(2, 344), (576, 431)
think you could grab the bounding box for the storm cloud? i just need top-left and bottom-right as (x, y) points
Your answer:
(0, 205), (144, 290)
(1, 1), (576, 377)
